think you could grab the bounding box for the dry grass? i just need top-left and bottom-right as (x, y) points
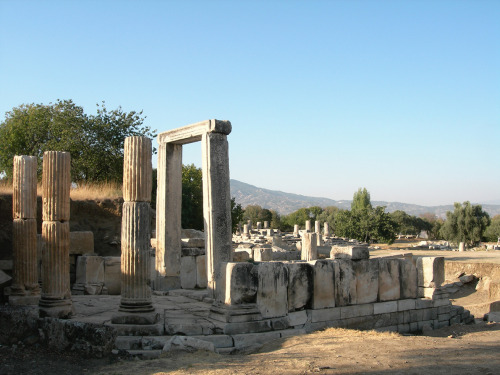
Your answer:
(0, 179), (12, 195)
(0, 179), (122, 200)
(70, 181), (122, 200)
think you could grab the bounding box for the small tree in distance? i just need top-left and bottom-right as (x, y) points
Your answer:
(440, 201), (490, 247)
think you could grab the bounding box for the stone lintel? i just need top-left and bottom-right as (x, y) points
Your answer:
(158, 120), (232, 145)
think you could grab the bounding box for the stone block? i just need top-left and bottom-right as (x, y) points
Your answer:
(417, 257), (444, 288)
(253, 246), (273, 261)
(232, 331), (281, 349)
(257, 262), (288, 318)
(181, 247), (205, 257)
(397, 299), (416, 311)
(309, 260), (335, 309)
(180, 256), (197, 289)
(103, 256), (121, 295)
(334, 259), (356, 306)
(330, 245), (369, 260)
(353, 259), (379, 304)
(196, 255), (207, 289)
(287, 310), (308, 326)
(75, 255), (104, 285)
(69, 231), (94, 255)
(340, 304), (374, 319)
(432, 298), (451, 307)
(286, 262), (313, 312)
(399, 258), (417, 299)
(374, 301), (398, 315)
(181, 238), (205, 248)
(310, 307), (341, 322)
(191, 335), (233, 348)
(378, 259), (400, 301)
(217, 262), (258, 305)
(233, 250), (250, 262)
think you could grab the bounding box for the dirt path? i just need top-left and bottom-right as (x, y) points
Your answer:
(1, 322), (499, 375)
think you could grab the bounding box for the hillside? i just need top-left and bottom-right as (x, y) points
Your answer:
(230, 179), (500, 218)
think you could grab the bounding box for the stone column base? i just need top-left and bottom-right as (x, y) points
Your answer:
(111, 311), (160, 325)
(39, 297), (73, 318)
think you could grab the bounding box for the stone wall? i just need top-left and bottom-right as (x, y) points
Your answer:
(210, 254), (473, 335)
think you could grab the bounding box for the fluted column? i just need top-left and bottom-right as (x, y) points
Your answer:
(301, 232), (318, 261)
(113, 136), (157, 324)
(39, 151), (73, 318)
(10, 155), (39, 305)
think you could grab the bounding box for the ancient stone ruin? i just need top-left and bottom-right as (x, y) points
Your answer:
(0, 120), (474, 357)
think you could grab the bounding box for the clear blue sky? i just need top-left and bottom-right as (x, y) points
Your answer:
(1, 0), (498, 206)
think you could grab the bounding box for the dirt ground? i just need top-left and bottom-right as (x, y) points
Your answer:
(1, 322), (499, 375)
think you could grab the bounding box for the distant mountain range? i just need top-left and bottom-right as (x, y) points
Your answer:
(230, 179), (500, 218)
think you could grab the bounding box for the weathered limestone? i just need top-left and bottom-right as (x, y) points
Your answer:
(72, 255), (104, 295)
(10, 155), (39, 305)
(39, 151), (73, 318)
(156, 120), (232, 298)
(352, 259), (379, 304)
(156, 142), (182, 281)
(334, 260), (356, 306)
(114, 137), (157, 324)
(253, 245), (272, 261)
(399, 258), (418, 299)
(305, 220), (312, 232)
(309, 260), (335, 309)
(256, 222), (262, 230)
(42, 151), (71, 222)
(293, 224), (299, 237)
(314, 221), (321, 234)
(263, 221), (269, 229)
(324, 222), (330, 237)
(330, 245), (369, 260)
(378, 259), (401, 301)
(301, 233), (318, 261)
(180, 256), (197, 289)
(287, 262), (313, 312)
(256, 262), (288, 318)
(417, 257), (445, 288)
(123, 136), (153, 202)
(201, 127), (233, 295)
(217, 262), (258, 305)
(12, 155), (37, 220)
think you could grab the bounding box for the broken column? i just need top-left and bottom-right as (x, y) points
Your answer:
(113, 136), (157, 324)
(293, 224), (299, 237)
(315, 220), (321, 234)
(263, 221), (269, 229)
(301, 232), (318, 261)
(39, 151), (73, 318)
(256, 222), (262, 230)
(305, 220), (312, 232)
(10, 155), (40, 305)
(324, 222), (330, 237)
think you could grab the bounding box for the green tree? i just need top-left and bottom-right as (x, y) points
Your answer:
(316, 206), (339, 234)
(0, 100), (156, 182)
(281, 206), (324, 231)
(243, 205), (273, 226)
(482, 215), (500, 242)
(419, 213), (444, 240)
(440, 201), (490, 246)
(270, 209), (282, 231)
(231, 198), (245, 234)
(334, 188), (397, 244)
(181, 164), (204, 230)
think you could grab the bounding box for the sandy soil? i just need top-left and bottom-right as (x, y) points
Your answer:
(1, 322), (499, 375)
